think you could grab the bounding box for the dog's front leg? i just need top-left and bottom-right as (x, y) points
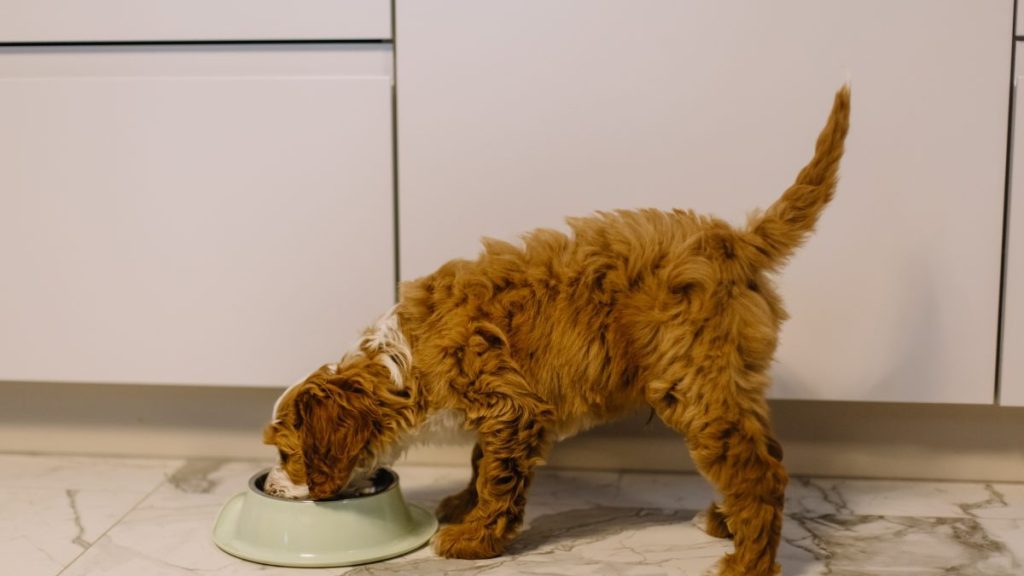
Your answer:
(436, 442), (483, 524)
(433, 394), (552, 559)
(432, 337), (554, 559)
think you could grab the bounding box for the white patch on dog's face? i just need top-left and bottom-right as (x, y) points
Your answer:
(264, 466), (309, 500)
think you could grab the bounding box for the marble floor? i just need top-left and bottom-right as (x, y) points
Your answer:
(2, 454), (1022, 575)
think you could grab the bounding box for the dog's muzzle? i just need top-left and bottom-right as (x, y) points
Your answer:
(263, 466), (310, 499)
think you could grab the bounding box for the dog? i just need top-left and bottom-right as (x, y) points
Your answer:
(263, 86), (850, 576)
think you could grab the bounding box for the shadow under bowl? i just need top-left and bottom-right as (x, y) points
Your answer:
(212, 468), (437, 567)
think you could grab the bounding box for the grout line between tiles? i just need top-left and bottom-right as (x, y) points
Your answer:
(54, 475), (171, 576)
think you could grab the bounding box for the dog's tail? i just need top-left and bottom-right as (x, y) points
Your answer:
(746, 85), (850, 269)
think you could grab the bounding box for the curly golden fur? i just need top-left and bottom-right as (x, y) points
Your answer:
(264, 87), (851, 575)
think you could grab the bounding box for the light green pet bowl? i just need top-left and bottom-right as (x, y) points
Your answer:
(213, 468), (437, 567)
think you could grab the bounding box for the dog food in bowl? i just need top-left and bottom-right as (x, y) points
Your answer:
(254, 467), (392, 500)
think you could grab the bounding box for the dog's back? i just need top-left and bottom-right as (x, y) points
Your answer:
(399, 87), (851, 437)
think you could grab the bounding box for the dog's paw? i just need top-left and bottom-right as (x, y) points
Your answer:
(435, 489), (477, 525)
(432, 522), (506, 559)
(693, 503), (733, 539)
(717, 553), (780, 576)
(701, 560), (722, 576)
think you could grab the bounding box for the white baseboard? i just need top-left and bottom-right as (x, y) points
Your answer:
(2, 381), (1022, 481)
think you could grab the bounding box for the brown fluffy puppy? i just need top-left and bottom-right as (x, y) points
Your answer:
(264, 87), (851, 575)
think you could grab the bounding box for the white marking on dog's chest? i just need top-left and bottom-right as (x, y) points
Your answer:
(359, 305), (412, 390)
(378, 408), (475, 467)
(271, 307), (411, 422)
(412, 409), (476, 446)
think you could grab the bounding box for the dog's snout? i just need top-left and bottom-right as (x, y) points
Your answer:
(264, 466), (310, 499)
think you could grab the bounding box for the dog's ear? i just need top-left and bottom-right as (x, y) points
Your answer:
(294, 380), (373, 500)
(261, 421), (282, 445)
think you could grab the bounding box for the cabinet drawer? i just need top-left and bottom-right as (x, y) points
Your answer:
(0, 0), (391, 43)
(0, 46), (395, 386)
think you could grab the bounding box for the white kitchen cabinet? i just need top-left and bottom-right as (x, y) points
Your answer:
(1001, 44), (1024, 407)
(0, 0), (391, 42)
(0, 45), (395, 387)
(396, 0), (1012, 403)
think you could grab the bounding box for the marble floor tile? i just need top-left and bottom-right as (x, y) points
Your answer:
(783, 514), (1021, 575)
(0, 454), (183, 491)
(320, 467), (730, 576)
(613, 471), (716, 511)
(5, 453), (1022, 576)
(57, 461), (728, 576)
(347, 508), (729, 576)
(782, 477), (1024, 575)
(0, 455), (183, 576)
(58, 460), (331, 576)
(786, 477), (1000, 519)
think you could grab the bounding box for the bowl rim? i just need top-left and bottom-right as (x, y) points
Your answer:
(248, 467), (399, 503)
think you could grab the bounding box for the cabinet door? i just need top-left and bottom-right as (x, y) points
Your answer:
(1001, 44), (1024, 407)
(396, 0), (1011, 403)
(0, 46), (394, 387)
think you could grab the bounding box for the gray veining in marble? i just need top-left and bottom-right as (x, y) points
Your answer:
(166, 459), (229, 494)
(960, 485), (1010, 517)
(787, 515), (1019, 575)
(66, 489), (90, 550)
(782, 478), (1024, 575)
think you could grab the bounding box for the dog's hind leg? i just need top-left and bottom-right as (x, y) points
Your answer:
(436, 442), (483, 524)
(647, 378), (787, 576)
